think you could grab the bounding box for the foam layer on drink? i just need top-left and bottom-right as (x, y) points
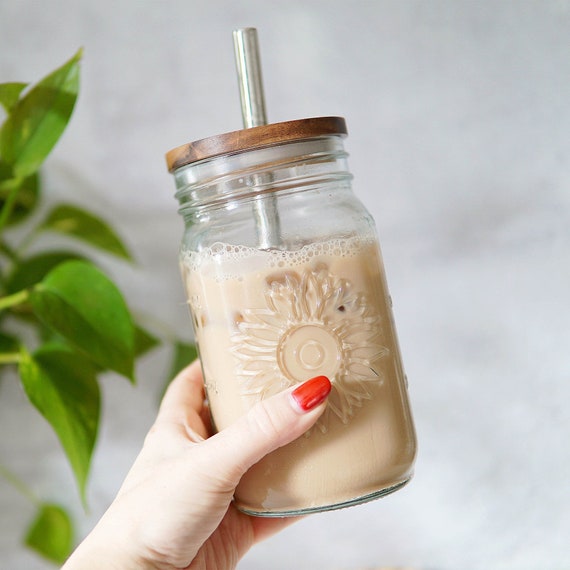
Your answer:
(180, 236), (416, 514)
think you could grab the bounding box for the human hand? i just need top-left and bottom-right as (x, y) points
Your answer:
(62, 360), (331, 569)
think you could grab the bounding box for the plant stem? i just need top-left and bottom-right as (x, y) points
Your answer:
(0, 352), (22, 364)
(0, 179), (22, 234)
(0, 288), (29, 311)
(0, 463), (39, 505)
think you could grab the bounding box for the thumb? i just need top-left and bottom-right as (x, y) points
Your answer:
(203, 375), (331, 487)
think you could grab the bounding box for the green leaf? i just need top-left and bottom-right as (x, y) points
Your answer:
(19, 345), (100, 503)
(39, 204), (132, 260)
(0, 331), (19, 352)
(5, 251), (86, 293)
(0, 170), (39, 228)
(134, 324), (160, 357)
(0, 82), (27, 114)
(0, 49), (82, 178)
(29, 260), (135, 380)
(25, 503), (74, 564)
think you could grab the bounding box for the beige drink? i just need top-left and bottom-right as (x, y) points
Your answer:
(181, 235), (417, 515)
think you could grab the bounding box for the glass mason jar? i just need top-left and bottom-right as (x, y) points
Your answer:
(166, 117), (417, 516)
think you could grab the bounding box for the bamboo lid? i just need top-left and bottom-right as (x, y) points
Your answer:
(165, 116), (347, 172)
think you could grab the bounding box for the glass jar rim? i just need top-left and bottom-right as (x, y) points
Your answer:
(165, 116), (347, 173)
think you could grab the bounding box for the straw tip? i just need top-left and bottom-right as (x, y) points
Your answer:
(233, 27), (258, 35)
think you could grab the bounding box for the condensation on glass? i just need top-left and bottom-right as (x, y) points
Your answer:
(166, 117), (417, 516)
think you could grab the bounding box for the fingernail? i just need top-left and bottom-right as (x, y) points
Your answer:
(291, 376), (331, 412)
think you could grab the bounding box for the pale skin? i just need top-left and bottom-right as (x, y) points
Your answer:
(62, 360), (330, 569)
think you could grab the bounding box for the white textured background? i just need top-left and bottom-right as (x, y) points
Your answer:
(1, 1), (569, 569)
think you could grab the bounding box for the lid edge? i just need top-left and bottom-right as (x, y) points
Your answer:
(165, 116), (347, 172)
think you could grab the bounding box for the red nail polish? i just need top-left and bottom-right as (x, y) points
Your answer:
(291, 376), (332, 412)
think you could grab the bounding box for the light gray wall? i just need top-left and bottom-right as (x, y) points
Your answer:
(1, 1), (569, 568)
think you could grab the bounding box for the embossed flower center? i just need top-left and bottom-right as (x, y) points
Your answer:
(278, 324), (342, 382)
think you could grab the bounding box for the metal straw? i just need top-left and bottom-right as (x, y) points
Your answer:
(233, 27), (281, 249)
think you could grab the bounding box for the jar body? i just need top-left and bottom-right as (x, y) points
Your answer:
(174, 136), (416, 515)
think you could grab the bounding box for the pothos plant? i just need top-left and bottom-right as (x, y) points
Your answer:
(0, 50), (196, 564)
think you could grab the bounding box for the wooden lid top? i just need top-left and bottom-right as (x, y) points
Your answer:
(165, 116), (347, 172)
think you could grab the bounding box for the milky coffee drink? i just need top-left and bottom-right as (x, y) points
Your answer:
(181, 235), (416, 514)
(167, 117), (417, 515)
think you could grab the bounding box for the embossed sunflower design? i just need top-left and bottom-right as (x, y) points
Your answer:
(231, 265), (389, 432)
